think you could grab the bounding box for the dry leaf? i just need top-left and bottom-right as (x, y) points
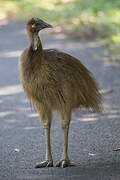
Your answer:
(88, 153), (96, 156)
(112, 148), (120, 152)
(13, 148), (20, 152)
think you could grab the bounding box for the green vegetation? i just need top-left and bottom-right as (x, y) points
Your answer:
(0, 0), (120, 60)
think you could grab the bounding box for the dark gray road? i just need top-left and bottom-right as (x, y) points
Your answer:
(0, 20), (120, 180)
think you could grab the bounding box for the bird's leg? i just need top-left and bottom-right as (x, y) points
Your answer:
(56, 119), (76, 168)
(44, 123), (53, 163)
(62, 124), (69, 160)
(35, 122), (53, 168)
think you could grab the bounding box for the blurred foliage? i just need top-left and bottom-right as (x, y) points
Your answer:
(0, 0), (120, 61)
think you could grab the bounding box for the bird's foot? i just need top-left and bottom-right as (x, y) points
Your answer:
(56, 159), (76, 168)
(34, 160), (53, 168)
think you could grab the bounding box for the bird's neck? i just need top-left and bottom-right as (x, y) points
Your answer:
(30, 32), (43, 52)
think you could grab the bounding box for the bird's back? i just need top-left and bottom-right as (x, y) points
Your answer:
(43, 49), (102, 112)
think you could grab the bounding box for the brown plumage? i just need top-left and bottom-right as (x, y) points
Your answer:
(19, 18), (102, 168)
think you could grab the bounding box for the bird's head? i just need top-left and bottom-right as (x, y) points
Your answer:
(26, 17), (52, 34)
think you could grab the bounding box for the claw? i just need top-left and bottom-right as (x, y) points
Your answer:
(62, 160), (66, 168)
(56, 161), (61, 167)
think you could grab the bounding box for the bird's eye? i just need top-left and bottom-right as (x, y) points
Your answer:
(32, 23), (36, 28)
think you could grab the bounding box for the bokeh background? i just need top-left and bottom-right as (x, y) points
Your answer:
(0, 0), (120, 61)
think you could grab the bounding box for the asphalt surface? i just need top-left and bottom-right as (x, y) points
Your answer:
(0, 20), (120, 180)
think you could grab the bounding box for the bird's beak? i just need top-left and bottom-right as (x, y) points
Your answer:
(35, 18), (53, 30)
(41, 22), (53, 29)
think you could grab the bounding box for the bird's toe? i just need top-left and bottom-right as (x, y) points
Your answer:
(56, 159), (76, 168)
(34, 160), (53, 168)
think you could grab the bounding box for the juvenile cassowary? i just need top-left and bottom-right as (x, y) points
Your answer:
(19, 18), (102, 168)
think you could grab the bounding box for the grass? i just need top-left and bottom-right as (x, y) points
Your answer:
(0, 0), (120, 61)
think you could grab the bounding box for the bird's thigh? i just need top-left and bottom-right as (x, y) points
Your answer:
(58, 110), (71, 129)
(34, 102), (52, 124)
